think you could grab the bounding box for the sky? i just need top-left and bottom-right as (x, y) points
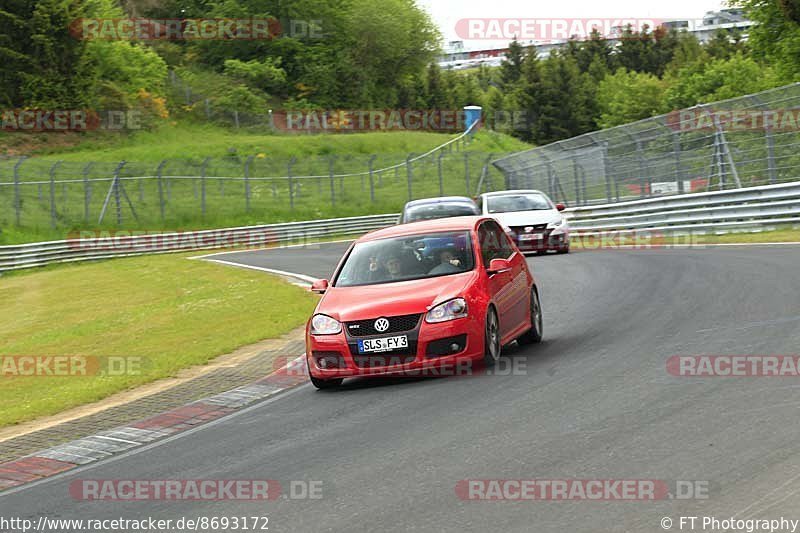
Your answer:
(418, 0), (729, 50)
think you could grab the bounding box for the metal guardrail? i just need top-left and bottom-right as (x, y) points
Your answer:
(565, 181), (800, 236)
(2, 180), (799, 273)
(0, 214), (399, 272)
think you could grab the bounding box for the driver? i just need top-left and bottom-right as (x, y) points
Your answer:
(369, 252), (405, 280)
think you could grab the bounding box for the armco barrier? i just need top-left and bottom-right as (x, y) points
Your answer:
(2, 180), (799, 273)
(0, 214), (399, 272)
(566, 181), (800, 236)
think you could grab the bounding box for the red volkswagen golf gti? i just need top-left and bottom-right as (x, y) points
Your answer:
(305, 216), (543, 389)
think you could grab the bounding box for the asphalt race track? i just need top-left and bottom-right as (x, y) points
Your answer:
(3, 244), (800, 532)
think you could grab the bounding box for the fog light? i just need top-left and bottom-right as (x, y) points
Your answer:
(450, 343), (461, 352)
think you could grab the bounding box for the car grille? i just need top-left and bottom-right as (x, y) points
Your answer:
(510, 223), (548, 234)
(345, 313), (422, 337)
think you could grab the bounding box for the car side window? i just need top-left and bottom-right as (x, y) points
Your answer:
(479, 220), (511, 266)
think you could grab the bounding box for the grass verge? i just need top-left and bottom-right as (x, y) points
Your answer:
(0, 253), (317, 428)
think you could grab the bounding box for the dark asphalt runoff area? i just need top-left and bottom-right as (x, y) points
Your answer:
(3, 243), (800, 532)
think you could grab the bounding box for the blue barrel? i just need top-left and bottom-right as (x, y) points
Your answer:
(463, 105), (482, 135)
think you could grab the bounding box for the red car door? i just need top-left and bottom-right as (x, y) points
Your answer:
(478, 220), (522, 339)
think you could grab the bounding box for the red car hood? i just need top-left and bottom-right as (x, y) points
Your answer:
(317, 272), (476, 322)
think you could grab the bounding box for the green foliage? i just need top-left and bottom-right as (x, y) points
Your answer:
(738, 0), (800, 81)
(597, 69), (666, 128)
(664, 54), (779, 109)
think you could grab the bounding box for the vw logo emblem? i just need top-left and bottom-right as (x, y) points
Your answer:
(374, 317), (390, 332)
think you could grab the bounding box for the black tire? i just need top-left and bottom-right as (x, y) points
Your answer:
(310, 375), (343, 390)
(556, 245), (570, 254)
(307, 358), (343, 389)
(518, 287), (543, 344)
(483, 306), (501, 366)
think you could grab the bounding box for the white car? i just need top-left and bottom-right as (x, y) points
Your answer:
(477, 190), (570, 254)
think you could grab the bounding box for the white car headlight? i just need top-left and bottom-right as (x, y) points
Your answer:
(310, 314), (342, 335)
(425, 298), (468, 323)
(547, 218), (564, 229)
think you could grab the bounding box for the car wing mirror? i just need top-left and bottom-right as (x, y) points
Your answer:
(487, 258), (512, 275)
(310, 279), (329, 293)
(555, 203), (566, 211)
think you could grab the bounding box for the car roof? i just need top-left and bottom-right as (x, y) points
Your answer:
(403, 196), (477, 208)
(480, 189), (547, 197)
(360, 216), (491, 242)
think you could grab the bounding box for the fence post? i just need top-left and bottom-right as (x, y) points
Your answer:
(49, 161), (62, 229)
(571, 156), (581, 205)
(288, 157), (296, 210)
(13, 156), (26, 226)
(156, 159), (167, 222)
(234, 110), (240, 129)
(328, 155), (337, 207)
(672, 132), (684, 194)
(438, 152), (445, 196)
(82, 162), (93, 222)
(244, 155), (254, 212)
(406, 154), (414, 201)
(200, 157), (210, 218)
(368, 155), (376, 202)
(464, 153), (470, 195)
(635, 140), (646, 198)
(765, 125), (777, 184)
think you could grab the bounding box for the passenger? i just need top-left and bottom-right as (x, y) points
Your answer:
(429, 249), (462, 275)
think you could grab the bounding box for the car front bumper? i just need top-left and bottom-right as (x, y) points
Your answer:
(306, 315), (485, 380)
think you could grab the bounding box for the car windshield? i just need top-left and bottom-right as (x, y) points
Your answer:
(487, 193), (552, 213)
(403, 203), (478, 222)
(334, 231), (474, 287)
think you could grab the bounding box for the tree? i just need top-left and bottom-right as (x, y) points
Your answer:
(664, 54), (779, 109)
(737, 0), (800, 82)
(596, 69), (666, 128)
(0, 0), (95, 107)
(500, 39), (526, 87)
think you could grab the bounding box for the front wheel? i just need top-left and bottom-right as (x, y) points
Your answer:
(307, 358), (343, 389)
(310, 375), (343, 390)
(483, 306), (501, 366)
(518, 287), (543, 344)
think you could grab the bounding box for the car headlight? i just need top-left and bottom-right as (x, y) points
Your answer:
(425, 298), (468, 323)
(547, 218), (564, 229)
(310, 314), (342, 335)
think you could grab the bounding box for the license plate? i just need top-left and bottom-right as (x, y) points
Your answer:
(358, 335), (408, 353)
(519, 233), (543, 241)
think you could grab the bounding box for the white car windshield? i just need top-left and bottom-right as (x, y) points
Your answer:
(487, 193), (552, 213)
(335, 231), (474, 287)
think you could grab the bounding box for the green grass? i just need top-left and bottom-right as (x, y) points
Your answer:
(3, 122), (529, 161)
(0, 253), (318, 427)
(0, 127), (531, 244)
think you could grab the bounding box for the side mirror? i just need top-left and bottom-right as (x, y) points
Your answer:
(555, 203), (566, 212)
(310, 279), (329, 294)
(487, 258), (512, 275)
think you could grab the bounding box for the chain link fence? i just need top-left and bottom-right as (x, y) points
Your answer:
(0, 140), (510, 233)
(493, 82), (800, 206)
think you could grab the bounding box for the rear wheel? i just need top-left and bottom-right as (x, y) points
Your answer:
(483, 307), (501, 366)
(518, 287), (543, 344)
